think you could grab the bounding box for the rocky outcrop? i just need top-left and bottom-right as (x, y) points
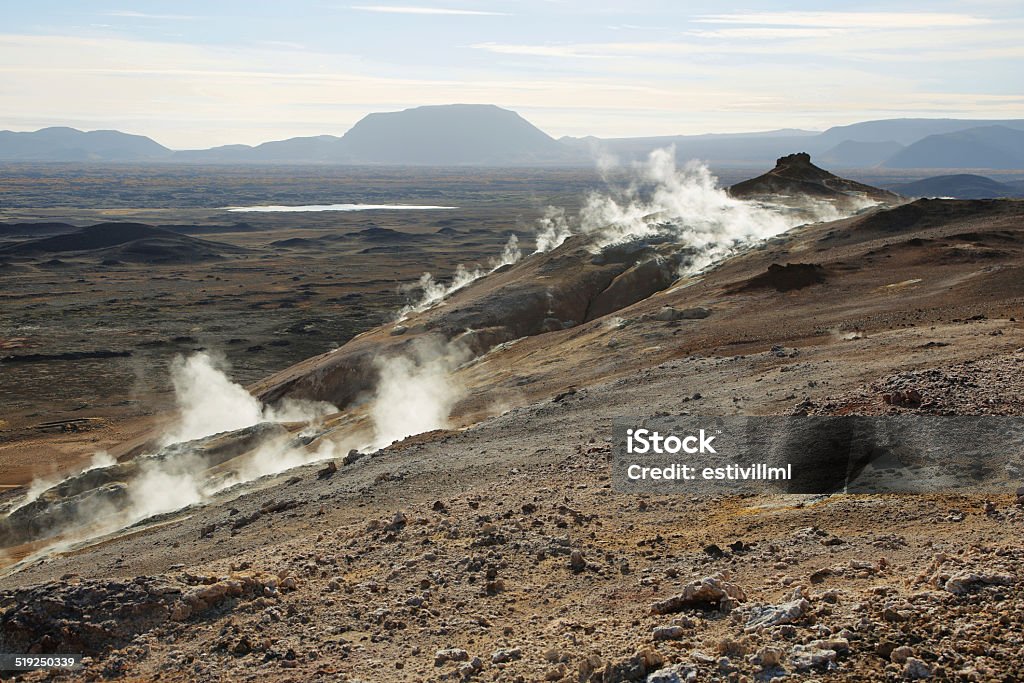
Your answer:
(586, 255), (682, 320)
(0, 572), (294, 657)
(729, 153), (902, 205)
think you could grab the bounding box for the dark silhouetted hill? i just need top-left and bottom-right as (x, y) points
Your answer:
(8, 112), (1024, 167)
(728, 153), (902, 203)
(0, 222), (81, 238)
(0, 223), (240, 263)
(173, 136), (346, 163)
(171, 105), (572, 164)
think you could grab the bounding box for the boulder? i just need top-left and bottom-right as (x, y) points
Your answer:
(651, 573), (746, 614)
(744, 597), (811, 632)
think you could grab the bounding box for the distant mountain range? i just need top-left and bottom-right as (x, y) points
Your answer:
(0, 127), (170, 162)
(3, 105), (1024, 169)
(886, 174), (1024, 199)
(577, 118), (1024, 168)
(818, 140), (905, 168)
(883, 126), (1024, 170)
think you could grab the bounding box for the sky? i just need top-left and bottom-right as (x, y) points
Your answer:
(1, 1), (1022, 149)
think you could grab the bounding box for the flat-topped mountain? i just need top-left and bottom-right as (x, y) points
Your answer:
(338, 104), (569, 165)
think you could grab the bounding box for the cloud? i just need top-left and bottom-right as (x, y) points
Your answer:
(470, 41), (703, 58)
(694, 12), (992, 29)
(105, 10), (198, 20)
(472, 23), (1023, 64)
(351, 5), (510, 16)
(687, 27), (848, 39)
(469, 42), (618, 58)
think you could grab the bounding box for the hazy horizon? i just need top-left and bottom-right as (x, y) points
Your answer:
(11, 107), (1024, 153)
(2, 1), (1023, 148)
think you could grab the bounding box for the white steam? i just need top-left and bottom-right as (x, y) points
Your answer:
(534, 206), (573, 253)
(161, 353), (263, 445)
(127, 457), (205, 521)
(398, 265), (481, 319)
(263, 398), (337, 423)
(10, 450), (116, 515)
(398, 233), (522, 319)
(533, 147), (875, 273)
(580, 150), (793, 256)
(369, 337), (470, 450)
(208, 434), (349, 495)
(2, 336), (468, 564)
(1, 352), (346, 565)
(152, 351), (340, 501)
(161, 352), (335, 445)
(495, 233), (521, 268)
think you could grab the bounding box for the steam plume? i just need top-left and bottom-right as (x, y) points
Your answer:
(534, 206), (572, 253)
(1, 352), (342, 562)
(8, 450), (115, 515)
(398, 233), (521, 318)
(494, 233), (522, 269)
(161, 353), (264, 445)
(533, 147), (876, 272)
(161, 352), (334, 445)
(369, 337), (470, 450)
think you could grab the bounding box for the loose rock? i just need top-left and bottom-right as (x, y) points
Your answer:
(435, 648), (469, 666)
